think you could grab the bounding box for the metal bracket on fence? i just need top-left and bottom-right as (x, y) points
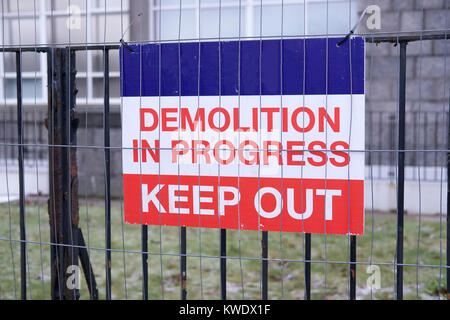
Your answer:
(337, 8), (368, 47)
(120, 38), (135, 53)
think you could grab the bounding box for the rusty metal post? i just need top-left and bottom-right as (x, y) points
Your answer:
(47, 47), (80, 300)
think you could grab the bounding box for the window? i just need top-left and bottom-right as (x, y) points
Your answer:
(0, 0), (130, 106)
(150, 0), (358, 41)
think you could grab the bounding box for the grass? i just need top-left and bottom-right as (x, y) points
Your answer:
(0, 198), (447, 300)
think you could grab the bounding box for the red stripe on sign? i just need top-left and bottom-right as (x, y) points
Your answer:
(123, 174), (364, 235)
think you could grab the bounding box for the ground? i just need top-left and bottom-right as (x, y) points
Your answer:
(0, 198), (447, 300)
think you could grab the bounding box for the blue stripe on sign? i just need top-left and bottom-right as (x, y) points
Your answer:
(120, 37), (364, 97)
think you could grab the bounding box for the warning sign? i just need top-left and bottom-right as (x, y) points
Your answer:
(120, 37), (365, 235)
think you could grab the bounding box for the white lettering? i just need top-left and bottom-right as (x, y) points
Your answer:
(287, 188), (313, 220)
(315, 189), (342, 220)
(142, 184), (166, 213)
(254, 187), (282, 218)
(193, 185), (215, 215)
(168, 184), (190, 214)
(218, 186), (240, 216)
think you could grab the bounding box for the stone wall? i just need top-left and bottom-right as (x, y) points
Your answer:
(359, 0), (449, 167)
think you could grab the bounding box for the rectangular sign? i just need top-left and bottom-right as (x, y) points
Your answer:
(120, 37), (365, 235)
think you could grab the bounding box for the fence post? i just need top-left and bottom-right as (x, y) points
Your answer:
(103, 48), (112, 301)
(396, 41), (407, 300)
(261, 231), (268, 299)
(349, 235), (357, 300)
(389, 113), (396, 180)
(15, 50), (27, 300)
(180, 226), (187, 299)
(220, 228), (227, 300)
(47, 47), (80, 300)
(304, 233), (311, 300)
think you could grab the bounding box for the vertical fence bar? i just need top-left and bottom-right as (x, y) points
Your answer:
(389, 114), (396, 179)
(396, 41), (407, 300)
(180, 226), (187, 299)
(16, 50), (26, 300)
(434, 113), (438, 180)
(378, 112), (382, 177)
(424, 113), (428, 179)
(447, 96), (450, 300)
(142, 225), (148, 300)
(103, 48), (112, 300)
(304, 233), (311, 300)
(261, 230), (268, 300)
(413, 111), (418, 179)
(220, 228), (226, 300)
(349, 235), (356, 300)
(347, 34), (357, 287)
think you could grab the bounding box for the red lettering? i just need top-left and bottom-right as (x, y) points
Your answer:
(140, 108), (158, 131)
(141, 139), (160, 163)
(292, 107), (315, 132)
(213, 140), (236, 165)
(286, 141), (305, 166)
(192, 140), (211, 164)
(282, 107), (288, 132)
(239, 140), (259, 165)
(261, 108), (279, 132)
(252, 108), (258, 132)
(233, 108), (250, 132)
(307, 141), (327, 166)
(263, 141), (283, 165)
(133, 139), (139, 162)
(330, 141), (349, 167)
(162, 108), (178, 131)
(181, 108), (205, 131)
(172, 140), (189, 163)
(208, 108), (230, 132)
(319, 107), (340, 132)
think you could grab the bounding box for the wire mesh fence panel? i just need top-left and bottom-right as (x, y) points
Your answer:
(0, 0), (448, 301)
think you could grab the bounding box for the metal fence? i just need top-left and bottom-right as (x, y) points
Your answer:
(0, 1), (449, 301)
(366, 110), (449, 181)
(3, 109), (448, 181)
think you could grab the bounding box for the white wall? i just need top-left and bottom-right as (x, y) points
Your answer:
(0, 160), (48, 202)
(364, 179), (447, 215)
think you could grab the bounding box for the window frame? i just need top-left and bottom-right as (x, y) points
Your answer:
(149, 0), (357, 41)
(0, 0), (129, 106)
